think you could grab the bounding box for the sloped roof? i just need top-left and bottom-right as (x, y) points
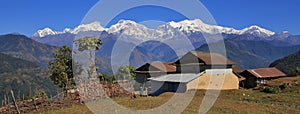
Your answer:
(149, 73), (203, 83)
(233, 66), (244, 73)
(190, 51), (236, 65)
(135, 62), (176, 73)
(238, 76), (246, 81)
(246, 67), (287, 78)
(149, 62), (176, 72)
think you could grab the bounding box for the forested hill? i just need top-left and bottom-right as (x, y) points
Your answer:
(0, 34), (56, 67)
(0, 48), (57, 102)
(0, 52), (38, 73)
(270, 51), (300, 76)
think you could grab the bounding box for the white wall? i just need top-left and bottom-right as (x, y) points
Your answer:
(205, 68), (233, 75)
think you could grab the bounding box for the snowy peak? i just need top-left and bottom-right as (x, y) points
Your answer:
(107, 20), (158, 40)
(163, 19), (275, 37)
(33, 19), (277, 38)
(108, 20), (149, 34)
(71, 22), (106, 34)
(163, 19), (241, 35)
(241, 25), (275, 37)
(168, 19), (205, 29)
(33, 28), (57, 37)
(33, 22), (106, 37)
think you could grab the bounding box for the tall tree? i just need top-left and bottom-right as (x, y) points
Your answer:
(48, 45), (74, 97)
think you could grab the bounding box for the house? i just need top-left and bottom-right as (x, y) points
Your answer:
(135, 51), (240, 95)
(149, 72), (239, 96)
(239, 67), (287, 88)
(135, 62), (176, 83)
(149, 73), (203, 95)
(134, 62), (177, 94)
(232, 66), (246, 87)
(175, 51), (236, 75)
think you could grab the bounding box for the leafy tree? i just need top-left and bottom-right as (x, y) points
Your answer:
(116, 65), (136, 80)
(48, 45), (74, 96)
(74, 37), (102, 52)
(74, 37), (102, 79)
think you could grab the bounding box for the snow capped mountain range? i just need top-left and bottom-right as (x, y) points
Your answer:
(33, 22), (107, 37)
(33, 19), (277, 39)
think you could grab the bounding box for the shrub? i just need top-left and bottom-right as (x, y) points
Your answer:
(262, 86), (281, 93)
(279, 83), (288, 90)
(32, 90), (47, 99)
(262, 84), (289, 94)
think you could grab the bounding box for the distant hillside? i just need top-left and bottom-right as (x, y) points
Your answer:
(0, 53), (57, 102)
(0, 34), (56, 67)
(270, 51), (300, 76)
(0, 53), (38, 73)
(196, 40), (300, 69)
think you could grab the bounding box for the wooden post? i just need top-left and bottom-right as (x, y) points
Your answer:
(29, 84), (31, 98)
(84, 80), (86, 101)
(4, 95), (7, 106)
(11, 90), (20, 114)
(33, 99), (38, 111)
(7, 94), (10, 105)
(18, 89), (20, 101)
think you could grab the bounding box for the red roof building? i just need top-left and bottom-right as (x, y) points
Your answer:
(240, 67), (287, 88)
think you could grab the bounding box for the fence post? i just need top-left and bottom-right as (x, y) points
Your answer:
(4, 95), (7, 106)
(11, 90), (20, 114)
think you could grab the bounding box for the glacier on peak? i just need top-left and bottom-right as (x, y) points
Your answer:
(33, 19), (277, 38)
(33, 28), (57, 37)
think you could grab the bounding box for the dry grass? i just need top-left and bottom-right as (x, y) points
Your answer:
(40, 105), (92, 114)
(39, 76), (300, 114)
(267, 76), (300, 86)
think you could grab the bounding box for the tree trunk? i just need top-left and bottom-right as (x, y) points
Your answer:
(65, 79), (69, 98)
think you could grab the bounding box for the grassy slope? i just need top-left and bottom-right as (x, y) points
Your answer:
(40, 77), (300, 114)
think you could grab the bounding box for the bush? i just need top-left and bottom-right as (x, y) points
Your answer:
(279, 84), (288, 90)
(262, 86), (281, 93)
(262, 84), (288, 94)
(32, 90), (47, 99)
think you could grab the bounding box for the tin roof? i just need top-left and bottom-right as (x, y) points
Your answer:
(149, 72), (204, 83)
(246, 67), (287, 78)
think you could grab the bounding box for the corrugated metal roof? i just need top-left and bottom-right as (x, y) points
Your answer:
(246, 67), (286, 78)
(149, 72), (204, 83)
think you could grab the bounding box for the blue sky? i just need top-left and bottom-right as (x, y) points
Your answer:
(0, 0), (299, 36)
